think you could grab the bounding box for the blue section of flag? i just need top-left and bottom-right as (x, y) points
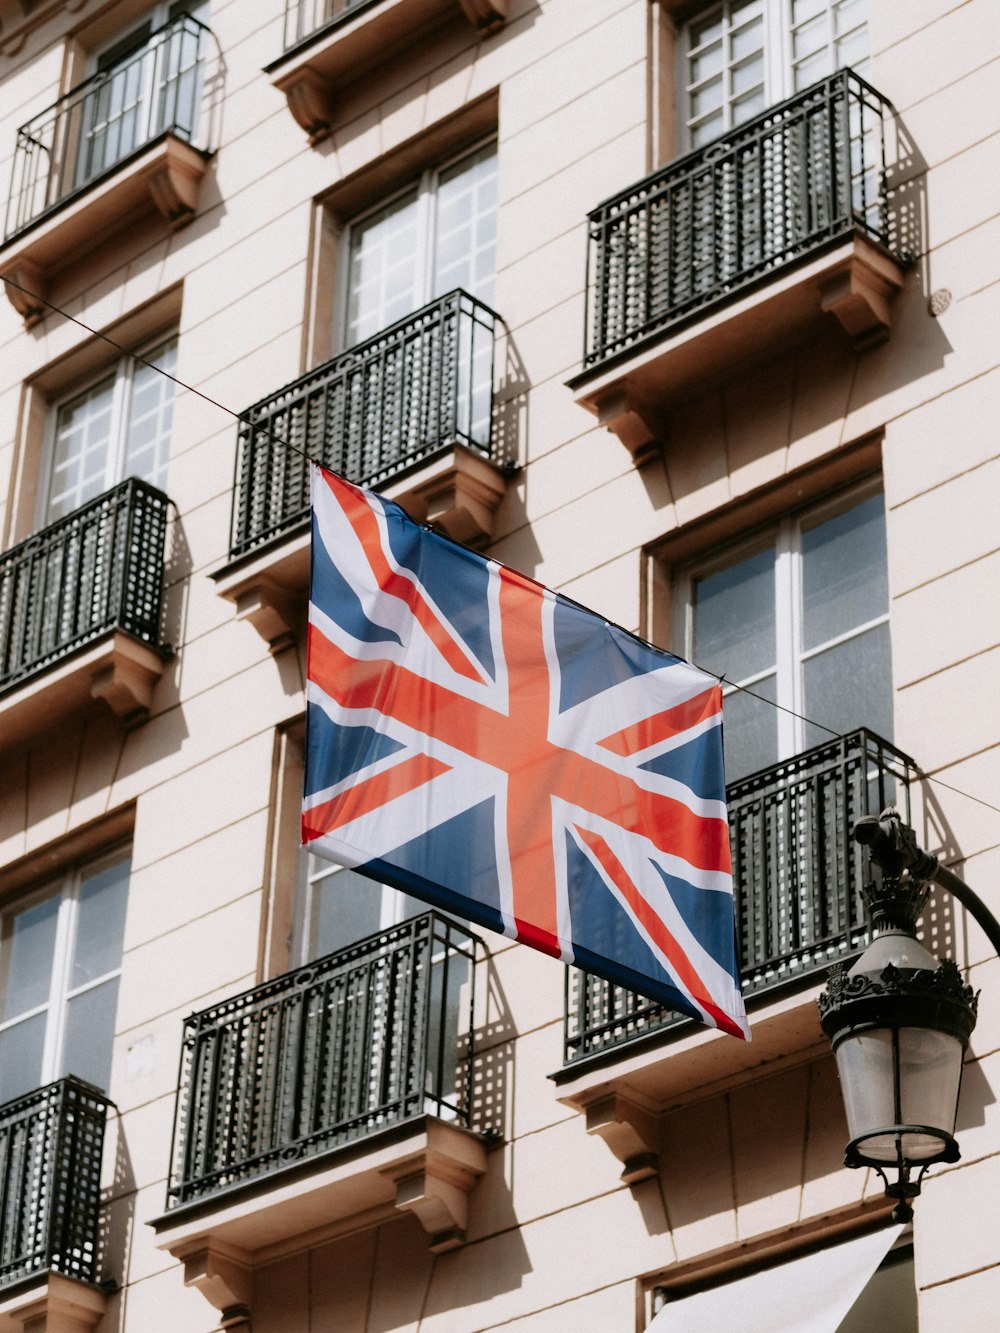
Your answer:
(640, 732), (726, 804)
(305, 700), (404, 795)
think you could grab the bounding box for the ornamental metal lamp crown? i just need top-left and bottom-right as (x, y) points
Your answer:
(817, 810), (979, 1223)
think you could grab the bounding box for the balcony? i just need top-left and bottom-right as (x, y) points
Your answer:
(569, 70), (911, 457)
(553, 731), (916, 1178)
(0, 1078), (111, 1329)
(268, 0), (507, 142)
(154, 914), (487, 1317)
(0, 478), (172, 754)
(0, 14), (216, 326)
(215, 289), (508, 649)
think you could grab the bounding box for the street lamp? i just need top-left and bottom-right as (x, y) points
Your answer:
(817, 810), (983, 1222)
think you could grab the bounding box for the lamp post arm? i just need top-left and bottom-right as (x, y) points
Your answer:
(854, 811), (1000, 961)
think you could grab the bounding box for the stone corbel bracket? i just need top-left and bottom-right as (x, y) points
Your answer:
(384, 443), (509, 547)
(584, 1091), (661, 1184)
(178, 1240), (254, 1329)
(270, 0), (507, 143)
(381, 1132), (489, 1252)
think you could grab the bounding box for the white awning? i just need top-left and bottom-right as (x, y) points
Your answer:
(649, 1225), (904, 1333)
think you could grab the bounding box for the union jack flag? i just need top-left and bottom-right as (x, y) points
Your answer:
(302, 465), (748, 1040)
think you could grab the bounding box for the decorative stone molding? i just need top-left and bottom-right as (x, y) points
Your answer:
(212, 532), (310, 654)
(268, 0), (507, 143)
(584, 1092), (661, 1184)
(383, 444), (509, 547)
(571, 233), (908, 455)
(0, 1273), (107, 1333)
(177, 1241), (253, 1325)
(0, 136), (210, 327)
(153, 1115), (490, 1321)
(0, 632), (168, 759)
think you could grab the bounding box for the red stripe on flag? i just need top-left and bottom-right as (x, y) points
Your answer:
(302, 752), (451, 843)
(320, 469), (484, 684)
(573, 824), (738, 1033)
(598, 685), (722, 757)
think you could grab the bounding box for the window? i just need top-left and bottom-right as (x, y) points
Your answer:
(77, 2), (209, 188)
(0, 853), (130, 1105)
(681, 0), (869, 147)
(340, 139), (497, 346)
(293, 853), (429, 963)
(675, 487), (892, 782)
(42, 335), (177, 524)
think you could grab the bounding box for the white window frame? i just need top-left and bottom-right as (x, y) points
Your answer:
(677, 0), (870, 151)
(38, 333), (177, 526)
(334, 135), (498, 353)
(0, 850), (129, 1100)
(292, 852), (421, 966)
(672, 479), (890, 764)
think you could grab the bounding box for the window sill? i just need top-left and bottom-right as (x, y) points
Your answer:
(0, 134), (210, 328)
(551, 982), (831, 1184)
(215, 443), (508, 651)
(569, 234), (907, 462)
(0, 1273), (108, 1333)
(266, 0), (507, 143)
(152, 1116), (488, 1320)
(0, 631), (168, 757)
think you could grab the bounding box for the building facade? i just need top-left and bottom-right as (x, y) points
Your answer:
(0, 0), (998, 1328)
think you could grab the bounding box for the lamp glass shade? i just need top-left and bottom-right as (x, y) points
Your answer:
(834, 1026), (965, 1163)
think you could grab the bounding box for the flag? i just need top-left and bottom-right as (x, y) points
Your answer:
(302, 464), (748, 1040)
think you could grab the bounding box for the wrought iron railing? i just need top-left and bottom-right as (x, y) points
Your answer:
(0, 1077), (110, 1292)
(4, 13), (211, 240)
(165, 912), (479, 1210)
(582, 68), (898, 370)
(0, 478), (171, 696)
(564, 729), (916, 1064)
(229, 288), (498, 559)
(281, 0), (378, 52)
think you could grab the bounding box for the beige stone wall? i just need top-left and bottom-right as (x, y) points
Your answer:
(0, 0), (998, 1328)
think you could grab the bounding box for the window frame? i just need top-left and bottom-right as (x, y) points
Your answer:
(671, 478), (891, 770)
(36, 332), (178, 527)
(0, 847), (130, 1103)
(676, 0), (870, 152)
(333, 134), (498, 354)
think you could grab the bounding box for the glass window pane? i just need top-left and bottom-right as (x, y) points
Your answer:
(722, 673), (779, 782)
(693, 543), (776, 681)
(801, 493), (888, 650)
(0, 894), (59, 1021)
(802, 622), (893, 748)
(47, 376), (116, 521)
(124, 339), (177, 489)
(303, 859), (384, 958)
(70, 857), (130, 989)
(691, 43), (724, 83)
(730, 15), (764, 63)
(0, 1012), (47, 1104)
(690, 11), (724, 49)
(433, 143), (497, 304)
(346, 189), (421, 345)
(693, 78), (725, 118)
(61, 978), (120, 1091)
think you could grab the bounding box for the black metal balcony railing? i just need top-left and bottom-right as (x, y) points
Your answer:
(0, 1077), (110, 1292)
(281, 0), (374, 52)
(4, 13), (210, 241)
(166, 912), (479, 1210)
(583, 68), (898, 370)
(0, 478), (171, 696)
(565, 729), (916, 1064)
(230, 288), (498, 559)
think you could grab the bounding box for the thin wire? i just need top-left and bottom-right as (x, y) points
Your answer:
(2, 273), (312, 463)
(6, 273), (1000, 821)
